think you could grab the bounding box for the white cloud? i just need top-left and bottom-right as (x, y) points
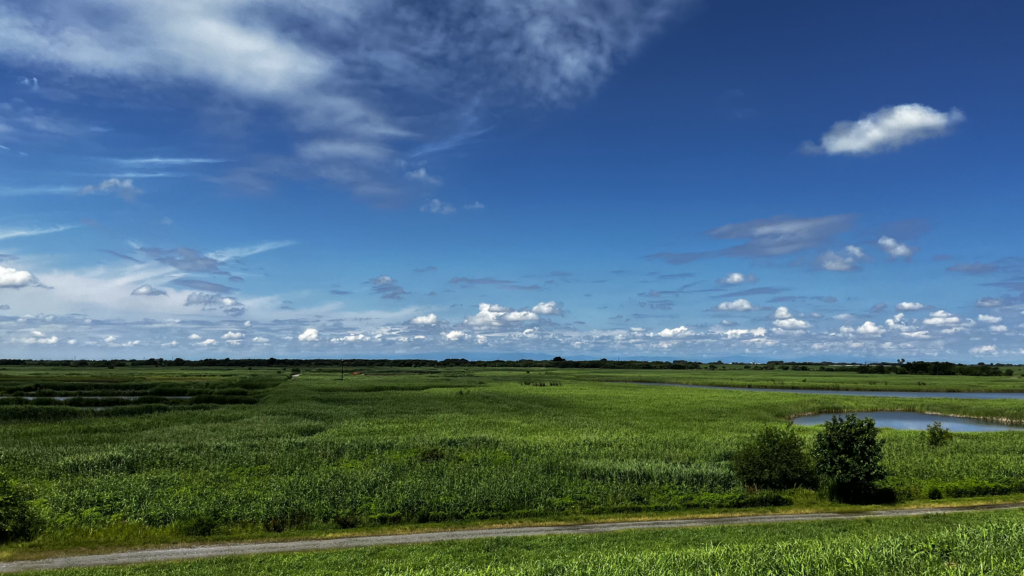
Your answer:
(990, 325), (1008, 333)
(223, 331), (244, 339)
(194, 338), (217, 346)
(444, 330), (468, 341)
(902, 331), (931, 339)
(405, 167), (441, 185)
(817, 245), (865, 271)
(131, 284), (167, 297)
(855, 321), (884, 335)
(923, 310), (960, 326)
(978, 314), (1002, 324)
(421, 199), (455, 214)
(332, 333), (371, 343)
(0, 0), (688, 194)
(878, 236), (912, 258)
(464, 202), (485, 210)
(298, 328), (320, 342)
(774, 318), (810, 330)
(657, 325), (693, 338)
(833, 313), (853, 320)
(410, 313), (438, 325)
(188, 333), (202, 340)
(80, 178), (143, 201)
(976, 298), (1002, 307)
(531, 301), (561, 315)
(103, 335), (117, 343)
(804, 104), (964, 155)
(466, 303), (541, 326)
(717, 272), (755, 285)
(0, 266), (44, 288)
(0, 225), (74, 242)
(970, 345), (997, 355)
(717, 299), (753, 311)
(161, 340), (178, 347)
(774, 307), (793, 319)
(722, 327), (766, 339)
(895, 302), (925, 311)
(252, 336), (270, 343)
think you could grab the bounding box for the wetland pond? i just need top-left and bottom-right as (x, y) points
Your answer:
(792, 411), (1024, 432)
(630, 382), (1024, 400)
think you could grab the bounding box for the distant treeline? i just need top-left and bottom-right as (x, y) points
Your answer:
(0, 358), (1015, 374)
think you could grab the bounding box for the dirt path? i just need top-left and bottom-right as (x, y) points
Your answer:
(3, 502), (1023, 573)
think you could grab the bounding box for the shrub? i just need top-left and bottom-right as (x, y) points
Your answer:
(732, 425), (813, 490)
(175, 515), (218, 537)
(925, 421), (953, 447)
(0, 471), (40, 543)
(811, 413), (887, 503)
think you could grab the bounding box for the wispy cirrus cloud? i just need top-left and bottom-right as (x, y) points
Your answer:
(0, 224), (75, 241)
(648, 214), (856, 264)
(0, 0), (692, 195)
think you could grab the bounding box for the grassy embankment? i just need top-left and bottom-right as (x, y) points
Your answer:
(1, 365), (1023, 558)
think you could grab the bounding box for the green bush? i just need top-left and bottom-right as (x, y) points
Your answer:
(925, 421), (953, 447)
(731, 425), (813, 490)
(0, 471), (40, 543)
(811, 413), (887, 503)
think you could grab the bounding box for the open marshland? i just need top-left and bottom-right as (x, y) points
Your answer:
(1, 363), (1023, 560)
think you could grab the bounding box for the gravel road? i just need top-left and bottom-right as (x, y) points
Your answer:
(3, 502), (1022, 573)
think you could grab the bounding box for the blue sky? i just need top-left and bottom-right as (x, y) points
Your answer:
(1, 0), (1022, 361)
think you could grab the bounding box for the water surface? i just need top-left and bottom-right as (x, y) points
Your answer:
(792, 411), (1024, 432)
(628, 382), (1024, 400)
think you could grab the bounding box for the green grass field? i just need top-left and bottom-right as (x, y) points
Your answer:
(2, 364), (1024, 560)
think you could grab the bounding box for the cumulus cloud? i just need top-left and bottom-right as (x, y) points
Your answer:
(774, 318), (810, 330)
(717, 272), (756, 285)
(878, 236), (913, 258)
(716, 298), (753, 311)
(223, 331), (244, 339)
(977, 297), (1002, 307)
(816, 246), (866, 271)
(803, 104), (964, 155)
(990, 325), (1008, 333)
(298, 328), (319, 342)
(79, 178), (143, 201)
(410, 313), (438, 325)
(657, 325), (693, 338)
(0, 266), (44, 288)
(978, 314), (1002, 324)
(895, 302), (925, 311)
(970, 345), (997, 355)
(131, 284), (167, 296)
(194, 338), (217, 346)
(531, 301), (561, 315)
(444, 330), (468, 341)
(923, 310), (960, 326)
(855, 321), (884, 335)
(722, 327), (767, 339)
(252, 336), (270, 343)
(405, 167), (441, 185)
(421, 199), (455, 214)
(774, 306), (793, 319)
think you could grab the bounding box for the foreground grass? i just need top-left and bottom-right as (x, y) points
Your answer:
(3, 366), (1024, 555)
(31, 509), (1024, 575)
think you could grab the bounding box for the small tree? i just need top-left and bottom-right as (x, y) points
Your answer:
(0, 471), (39, 543)
(811, 414), (887, 502)
(925, 421), (953, 447)
(732, 425), (813, 490)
